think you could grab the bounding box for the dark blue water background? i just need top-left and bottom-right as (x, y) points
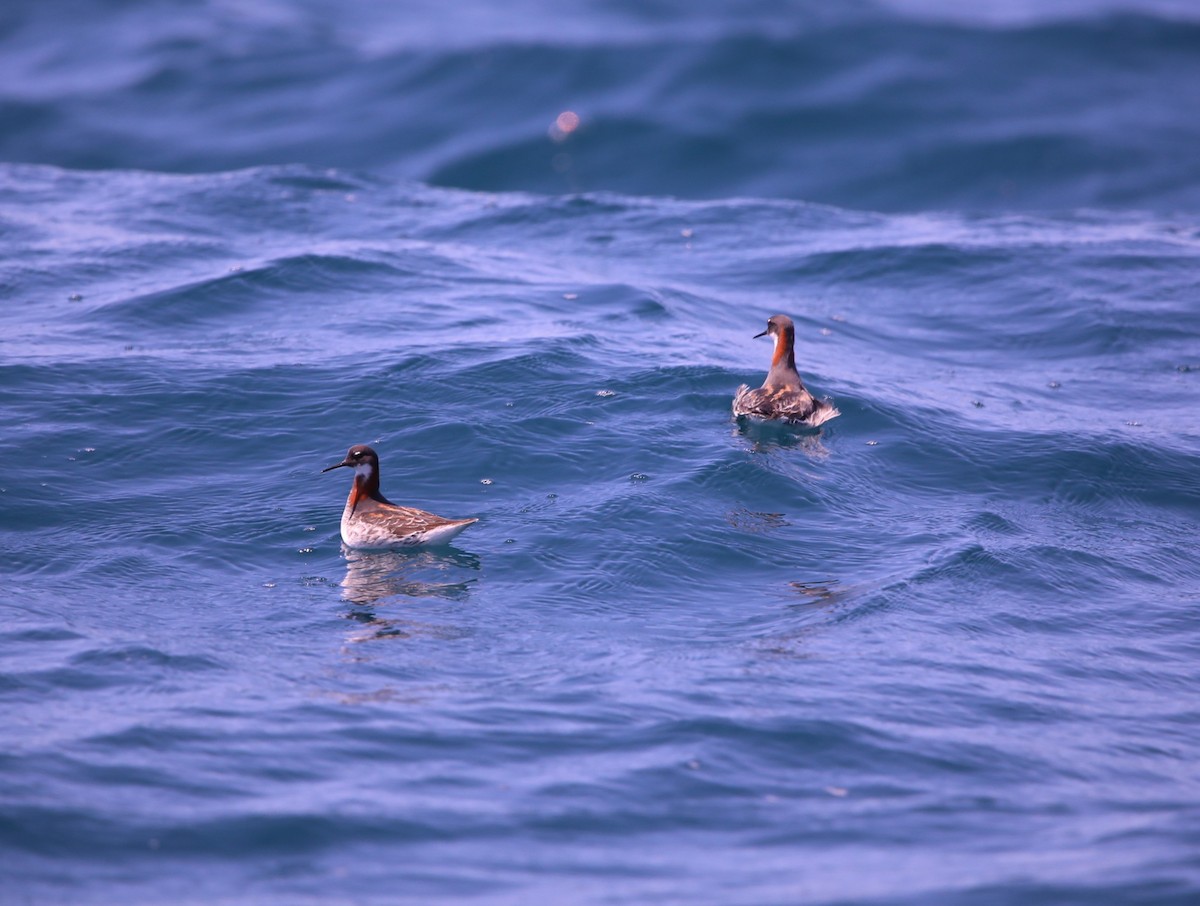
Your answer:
(2, 2), (1199, 903)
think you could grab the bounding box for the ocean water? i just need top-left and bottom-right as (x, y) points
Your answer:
(2, 2), (1199, 904)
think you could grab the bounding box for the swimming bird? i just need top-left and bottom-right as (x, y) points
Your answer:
(322, 444), (478, 549)
(732, 314), (839, 426)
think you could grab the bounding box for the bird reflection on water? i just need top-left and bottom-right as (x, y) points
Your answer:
(734, 417), (833, 457)
(787, 579), (842, 607)
(339, 546), (481, 644)
(339, 545), (481, 606)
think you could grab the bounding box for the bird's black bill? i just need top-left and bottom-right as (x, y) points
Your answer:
(321, 460), (351, 473)
(754, 328), (769, 338)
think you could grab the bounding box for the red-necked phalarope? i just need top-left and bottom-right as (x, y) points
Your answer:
(732, 314), (839, 426)
(322, 445), (478, 549)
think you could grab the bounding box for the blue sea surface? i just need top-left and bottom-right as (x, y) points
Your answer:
(2, 2), (1199, 904)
